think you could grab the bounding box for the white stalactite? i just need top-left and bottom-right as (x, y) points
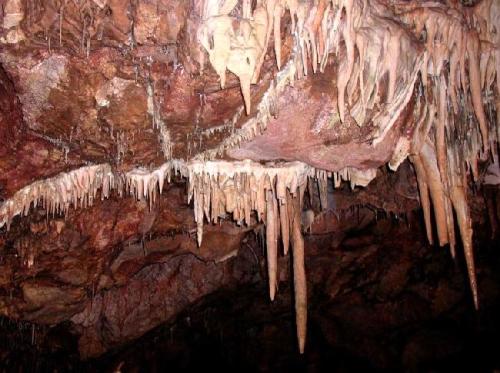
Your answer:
(266, 189), (278, 300)
(0, 157), (381, 353)
(290, 188), (307, 354)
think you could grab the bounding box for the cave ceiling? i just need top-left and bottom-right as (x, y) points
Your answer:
(0, 0), (499, 358)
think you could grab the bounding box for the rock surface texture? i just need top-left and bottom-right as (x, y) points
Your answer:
(0, 0), (499, 364)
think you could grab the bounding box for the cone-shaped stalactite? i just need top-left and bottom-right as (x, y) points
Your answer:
(266, 189), (279, 301)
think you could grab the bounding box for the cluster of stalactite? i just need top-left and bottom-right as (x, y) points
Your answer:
(1, 0), (499, 354)
(0, 162), (179, 230)
(185, 161), (373, 351)
(0, 164), (115, 231)
(0, 158), (377, 352)
(197, 0), (500, 309)
(147, 79), (173, 160)
(196, 0), (422, 139)
(402, 0), (500, 310)
(1, 0), (132, 53)
(187, 160), (312, 352)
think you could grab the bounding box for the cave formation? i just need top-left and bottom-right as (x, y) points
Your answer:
(0, 0), (499, 370)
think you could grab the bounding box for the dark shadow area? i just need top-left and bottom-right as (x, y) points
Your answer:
(1, 214), (500, 373)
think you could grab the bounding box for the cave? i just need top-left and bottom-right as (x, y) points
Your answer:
(0, 0), (499, 371)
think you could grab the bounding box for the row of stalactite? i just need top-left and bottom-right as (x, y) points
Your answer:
(0, 159), (378, 233)
(0, 158), (379, 352)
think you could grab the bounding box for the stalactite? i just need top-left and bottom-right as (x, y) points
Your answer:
(435, 78), (457, 258)
(198, 0), (270, 114)
(410, 154), (433, 244)
(317, 173), (328, 210)
(279, 197), (290, 255)
(266, 189), (278, 300)
(252, 2), (274, 84)
(147, 80), (173, 159)
(466, 30), (489, 155)
(273, 3), (283, 70)
(449, 148), (478, 309)
(419, 142), (449, 247)
(290, 189), (307, 354)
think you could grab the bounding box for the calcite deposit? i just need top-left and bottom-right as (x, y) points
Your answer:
(0, 0), (498, 361)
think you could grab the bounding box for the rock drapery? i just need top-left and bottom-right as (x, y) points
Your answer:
(0, 0), (499, 357)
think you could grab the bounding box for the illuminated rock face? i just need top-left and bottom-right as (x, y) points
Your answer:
(0, 0), (498, 360)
